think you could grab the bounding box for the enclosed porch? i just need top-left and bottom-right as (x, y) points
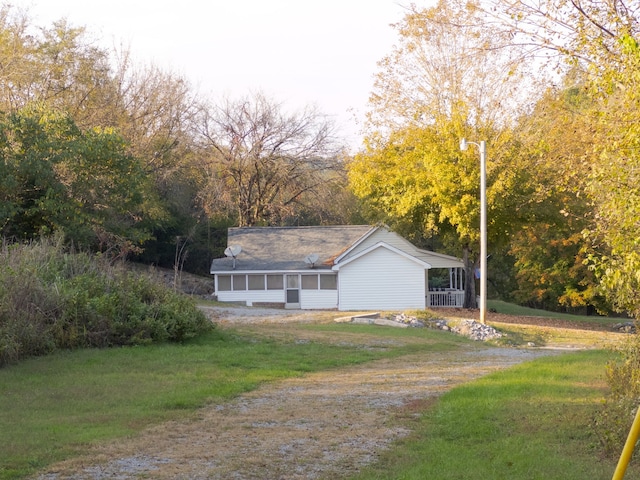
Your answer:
(427, 267), (466, 308)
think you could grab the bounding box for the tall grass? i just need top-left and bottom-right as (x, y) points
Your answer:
(0, 238), (212, 366)
(593, 331), (640, 456)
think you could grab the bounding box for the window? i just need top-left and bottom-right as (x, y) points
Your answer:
(267, 274), (283, 290)
(286, 274), (299, 289)
(320, 274), (337, 290)
(248, 274), (265, 290)
(218, 275), (231, 291)
(301, 274), (318, 290)
(232, 274), (246, 291)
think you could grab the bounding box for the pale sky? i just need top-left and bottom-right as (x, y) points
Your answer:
(18, 0), (415, 149)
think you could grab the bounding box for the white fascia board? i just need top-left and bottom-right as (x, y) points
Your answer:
(210, 269), (337, 275)
(413, 248), (465, 268)
(332, 241), (432, 271)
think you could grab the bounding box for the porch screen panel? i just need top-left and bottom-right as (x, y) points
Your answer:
(248, 274), (265, 290)
(232, 274), (246, 291)
(301, 274), (318, 290)
(218, 275), (231, 291)
(267, 274), (284, 290)
(319, 274), (337, 290)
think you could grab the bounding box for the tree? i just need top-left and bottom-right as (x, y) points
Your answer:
(351, 1), (533, 308)
(366, 0), (535, 134)
(0, 6), (216, 267)
(196, 92), (343, 227)
(0, 103), (155, 256)
(351, 120), (530, 307)
(479, 1), (640, 315)
(504, 77), (610, 312)
(0, 8), (115, 122)
(479, 0), (640, 71)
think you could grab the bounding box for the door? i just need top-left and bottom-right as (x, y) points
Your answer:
(286, 274), (300, 307)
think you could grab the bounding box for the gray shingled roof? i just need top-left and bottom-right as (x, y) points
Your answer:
(210, 225), (374, 272)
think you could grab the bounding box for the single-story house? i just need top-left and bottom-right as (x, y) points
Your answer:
(210, 225), (466, 311)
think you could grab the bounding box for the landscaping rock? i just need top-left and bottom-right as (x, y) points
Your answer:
(612, 322), (636, 333)
(386, 313), (426, 328)
(452, 319), (504, 341)
(336, 312), (503, 342)
(374, 318), (410, 328)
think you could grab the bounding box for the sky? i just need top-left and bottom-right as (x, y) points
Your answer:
(19, 0), (413, 149)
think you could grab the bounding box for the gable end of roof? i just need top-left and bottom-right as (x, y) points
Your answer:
(332, 241), (432, 271)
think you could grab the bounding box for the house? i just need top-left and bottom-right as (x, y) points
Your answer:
(209, 225), (466, 311)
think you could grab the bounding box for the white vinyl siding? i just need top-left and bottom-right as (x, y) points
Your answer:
(337, 247), (425, 311)
(216, 289), (285, 306)
(341, 229), (407, 261)
(300, 289), (338, 309)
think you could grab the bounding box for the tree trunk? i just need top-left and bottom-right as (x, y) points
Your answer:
(462, 244), (477, 309)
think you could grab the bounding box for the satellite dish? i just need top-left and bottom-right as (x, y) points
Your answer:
(225, 245), (242, 257)
(304, 253), (319, 268)
(224, 245), (242, 269)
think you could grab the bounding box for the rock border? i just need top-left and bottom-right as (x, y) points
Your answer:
(335, 312), (504, 341)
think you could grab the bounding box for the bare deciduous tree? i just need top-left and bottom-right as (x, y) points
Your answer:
(197, 92), (343, 226)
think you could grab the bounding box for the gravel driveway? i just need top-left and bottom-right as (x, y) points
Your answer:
(36, 307), (562, 480)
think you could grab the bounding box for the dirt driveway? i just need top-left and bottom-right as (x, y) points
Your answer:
(36, 308), (567, 480)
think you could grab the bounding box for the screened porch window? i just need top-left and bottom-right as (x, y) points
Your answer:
(267, 274), (284, 290)
(218, 275), (231, 291)
(319, 274), (337, 290)
(232, 274), (246, 291)
(248, 274), (265, 290)
(301, 274), (318, 290)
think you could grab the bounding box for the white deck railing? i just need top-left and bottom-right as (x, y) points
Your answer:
(427, 290), (465, 308)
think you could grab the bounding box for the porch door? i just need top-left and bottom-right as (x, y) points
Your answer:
(286, 274), (300, 306)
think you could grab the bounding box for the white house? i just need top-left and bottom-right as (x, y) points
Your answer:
(209, 225), (466, 311)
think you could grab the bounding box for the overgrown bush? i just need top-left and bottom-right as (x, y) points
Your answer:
(592, 326), (640, 457)
(0, 238), (213, 366)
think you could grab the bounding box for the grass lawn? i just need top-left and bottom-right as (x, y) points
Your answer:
(0, 313), (635, 479)
(488, 299), (627, 328)
(0, 324), (466, 479)
(351, 349), (639, 480)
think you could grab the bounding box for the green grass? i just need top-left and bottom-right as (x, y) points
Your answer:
(1, 320), (634, 480)
(488, 299), (625, 327)
(0, 324), (464, 479)
(350, 349), (639, 480)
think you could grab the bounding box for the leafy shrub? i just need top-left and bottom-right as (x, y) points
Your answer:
(0, 238), (213, 366)
(592, 326), (640, 457)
